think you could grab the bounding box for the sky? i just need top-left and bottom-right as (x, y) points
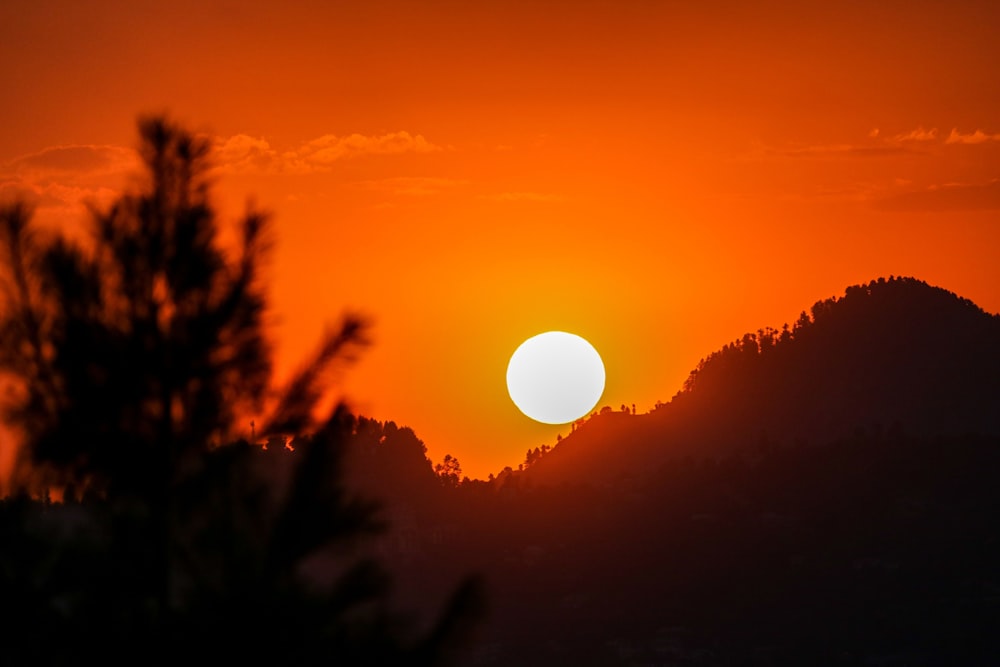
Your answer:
(1, 0), (999, 479)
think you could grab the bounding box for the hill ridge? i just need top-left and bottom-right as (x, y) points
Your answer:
(523, 276), (1000, 485)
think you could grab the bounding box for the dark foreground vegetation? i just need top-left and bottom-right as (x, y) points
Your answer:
(1, 117), (998, 666)
(0, 117), (481, 665)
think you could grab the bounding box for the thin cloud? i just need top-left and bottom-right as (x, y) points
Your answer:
(213, 134), (278, 174)
(283, 131), (441, 172)
(1, 145), (139, 228)
(1, 130), (444, 222)
(355, 176), (468, 197)
(211, 131), (443, 174)
(871, 180), (1000, 212)
(766, 145), (917, 159)
(484, 191), (565, 203)
(0, 180), (117, 209)
(891, 127), (937, 142)
(7, 132), (444, 183)
(0, 177), (121, 232)
(764, 125), (952, 161)
(4, 144), (139, 183)
(946, 128), (1000, 145)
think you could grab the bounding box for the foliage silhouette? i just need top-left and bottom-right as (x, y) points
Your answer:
(0, 117), (482, 664)
(0, 118), (280, 499)
(434, 454), (463, 487)
(344, 417), (441, 505)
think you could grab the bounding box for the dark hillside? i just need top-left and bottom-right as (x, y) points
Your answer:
(377, 430), (1000, 666)
(526, 277), (1000, 486)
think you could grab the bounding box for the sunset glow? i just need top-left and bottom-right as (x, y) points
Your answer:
(1, 1), (999, 480)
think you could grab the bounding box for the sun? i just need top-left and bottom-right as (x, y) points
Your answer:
(506, 331), (606, 424)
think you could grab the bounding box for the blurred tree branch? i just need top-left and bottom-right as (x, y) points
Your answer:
(0, 115), (481, 665)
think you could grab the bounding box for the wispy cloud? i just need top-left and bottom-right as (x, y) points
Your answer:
(213, 134), (278, 173)
(0, 178), (120, 216)
(766, 144), (917, 159)
(355, 176), (468, 197)
(3, 144), (139, 184)
(891, 127), (938, 142)
(766, 124), (998, 160)
(2, 129), (445, 223)
(212, 130), (443, 174)
(0, 145), (140, 227)
(283, 132), (441, 172)
(945, 128), (1000, 145)
(871, 179), (1000, 212)
(483, 191), (565, 203)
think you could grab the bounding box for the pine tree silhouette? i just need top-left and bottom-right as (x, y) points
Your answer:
(0, 116), (483, 664)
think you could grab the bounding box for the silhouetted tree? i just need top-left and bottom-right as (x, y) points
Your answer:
(0, 116), (482, 664)
(343, 417), (440, 508)
(435, 454), (463, 487)
(0, 118), (288, 500)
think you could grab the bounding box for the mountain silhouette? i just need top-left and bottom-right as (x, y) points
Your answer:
(346, 278), (1000, 664)
(173, 276), (1000, 666)
(525, 276), (1000, 486)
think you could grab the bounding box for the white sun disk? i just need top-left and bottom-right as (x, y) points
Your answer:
(506, 331), (606, 424)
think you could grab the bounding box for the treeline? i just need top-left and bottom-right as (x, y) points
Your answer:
(680, 276), (996, 398)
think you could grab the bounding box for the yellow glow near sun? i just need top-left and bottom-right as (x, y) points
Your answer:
(506, 331), (606, 424)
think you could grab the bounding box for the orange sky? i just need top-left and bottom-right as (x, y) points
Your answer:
(2, 1), (999, 479)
